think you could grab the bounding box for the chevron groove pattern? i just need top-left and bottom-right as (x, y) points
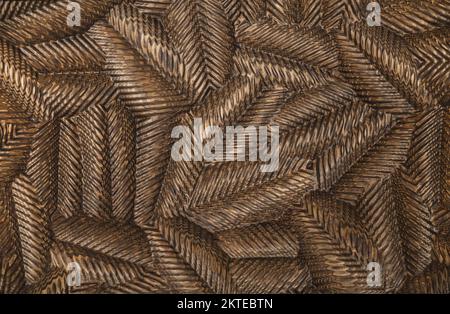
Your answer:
(0, 0), (448, 294)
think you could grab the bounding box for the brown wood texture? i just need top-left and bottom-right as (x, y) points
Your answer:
(0, 0), (449, 294)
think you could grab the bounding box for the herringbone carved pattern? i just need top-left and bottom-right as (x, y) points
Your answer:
(0, 0), (449, 294)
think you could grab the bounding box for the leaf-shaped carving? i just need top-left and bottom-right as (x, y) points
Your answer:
(0, 0), (448, 294)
